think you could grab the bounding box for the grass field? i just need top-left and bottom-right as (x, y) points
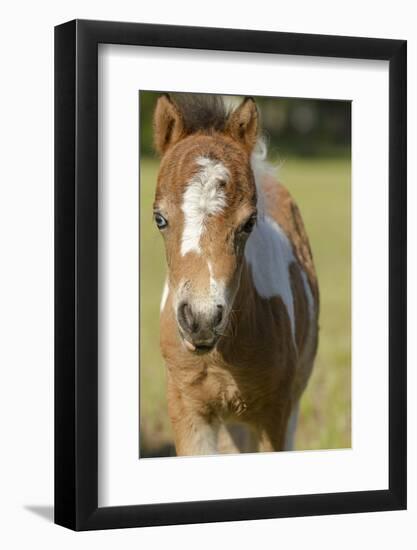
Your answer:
(139, 156), (351, 456)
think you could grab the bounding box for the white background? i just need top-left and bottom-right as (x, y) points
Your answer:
(99, 46), (389, 506)
(0, 1), (415, 548)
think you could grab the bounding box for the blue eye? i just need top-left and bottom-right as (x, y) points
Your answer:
(154, 213), (168, 229)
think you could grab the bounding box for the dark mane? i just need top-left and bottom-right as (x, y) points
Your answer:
(171, 93), (228, 133)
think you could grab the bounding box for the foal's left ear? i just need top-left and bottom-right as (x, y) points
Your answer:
(153, 94), (185, 155)
(226, 97), (259, 152)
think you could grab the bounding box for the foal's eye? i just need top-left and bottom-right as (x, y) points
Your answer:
(154, 213), (168, 230)
(241, 215), (257, 234)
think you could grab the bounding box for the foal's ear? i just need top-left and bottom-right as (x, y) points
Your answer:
(226, 97), (259, 152)
(153, 94), (185, 155)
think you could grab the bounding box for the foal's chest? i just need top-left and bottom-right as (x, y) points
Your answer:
(193, 359), (277, 422)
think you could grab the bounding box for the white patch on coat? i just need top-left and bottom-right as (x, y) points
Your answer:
(245, 215), (296, 339)
(284, 402), (299, 451)
(181, 157), (229, 256)
(160, 279), (169, 312)
(300, 269), (315, 320)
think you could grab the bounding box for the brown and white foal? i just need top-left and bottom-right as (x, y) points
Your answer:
(152, 94), (319, 456)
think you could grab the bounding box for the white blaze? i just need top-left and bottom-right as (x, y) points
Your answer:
(181, 156), (229, 256)
(207, 261), (226, 308)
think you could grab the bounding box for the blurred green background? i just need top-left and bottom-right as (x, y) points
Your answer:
(139, 92), (351, 457)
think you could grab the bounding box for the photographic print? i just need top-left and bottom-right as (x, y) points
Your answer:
(139, 91), (351, 458)
(55, 20), (406, 529)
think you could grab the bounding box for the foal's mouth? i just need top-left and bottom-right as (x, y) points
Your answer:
(180, 332), (219, 354)
(185, 341), (215, 354)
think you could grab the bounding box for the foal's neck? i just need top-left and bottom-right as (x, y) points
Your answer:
(221, 260), (259, 348)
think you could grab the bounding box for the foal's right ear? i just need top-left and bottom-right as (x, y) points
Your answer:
(153, 94), (185, 155)
(226, 97), (259, 152)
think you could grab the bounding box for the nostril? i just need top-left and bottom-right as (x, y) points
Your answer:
(214, 305), (224, 327)
(183, 303), (193, 327)
(179, 302), (198, 333)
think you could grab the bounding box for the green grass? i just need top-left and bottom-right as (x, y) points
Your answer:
(140, 156), (351, 455)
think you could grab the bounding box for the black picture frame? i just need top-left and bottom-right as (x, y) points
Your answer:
(55, 19), (407, 531)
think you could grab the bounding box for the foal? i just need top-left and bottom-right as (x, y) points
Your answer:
(152, 93), (319, 455)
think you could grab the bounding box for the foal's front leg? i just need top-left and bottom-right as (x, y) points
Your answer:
(255, 402), (293, 452)
(167, 383), (219, 456)
(171, 410), (219, 456)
